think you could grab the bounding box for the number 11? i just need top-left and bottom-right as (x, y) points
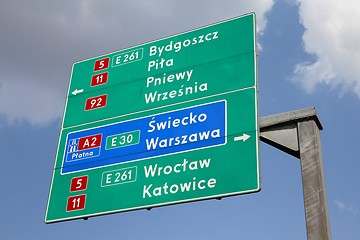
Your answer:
(66, 194), (86, 211)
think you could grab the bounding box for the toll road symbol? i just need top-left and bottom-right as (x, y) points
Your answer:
(65, 134), (102, 163)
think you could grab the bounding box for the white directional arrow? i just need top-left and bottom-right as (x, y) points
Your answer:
(71, 89), (84, 96)
(234, 133), (250, 142)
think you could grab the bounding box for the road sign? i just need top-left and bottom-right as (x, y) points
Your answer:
(45, 13), (259, 223)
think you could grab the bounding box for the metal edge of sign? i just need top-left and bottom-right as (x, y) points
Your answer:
(253, 12), (261, 193)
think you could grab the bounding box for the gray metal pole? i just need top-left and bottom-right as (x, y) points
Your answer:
(298, 120), (331, 239)
(259, 108), (331, 239)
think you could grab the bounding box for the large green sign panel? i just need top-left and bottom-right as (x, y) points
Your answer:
(45, 13), (259, 223)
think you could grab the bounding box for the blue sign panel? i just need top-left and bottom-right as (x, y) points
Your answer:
(61, 100), (227, 174)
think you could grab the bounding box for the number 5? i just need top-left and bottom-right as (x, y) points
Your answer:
(76, 179), (83, 189)
(70, 176), (88, 192)
(94, 58), (109, 71)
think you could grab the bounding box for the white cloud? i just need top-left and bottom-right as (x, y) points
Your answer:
(250, 0), (275, 34)
(0, 0), (274, 126)
(334, 199), (359, 216)
(294, 0), (360, 97)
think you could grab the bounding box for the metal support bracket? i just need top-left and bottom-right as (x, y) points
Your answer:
(259, 108), (331, 240)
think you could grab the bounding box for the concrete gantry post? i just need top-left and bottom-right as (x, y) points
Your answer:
(259, 108), (331, 240)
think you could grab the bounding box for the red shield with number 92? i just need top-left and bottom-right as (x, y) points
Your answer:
(85, 94), (107, 110)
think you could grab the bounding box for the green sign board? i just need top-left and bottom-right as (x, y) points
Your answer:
(45, 13), (260, 223)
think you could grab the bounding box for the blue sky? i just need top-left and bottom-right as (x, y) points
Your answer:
(1, 0), (359, 239)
